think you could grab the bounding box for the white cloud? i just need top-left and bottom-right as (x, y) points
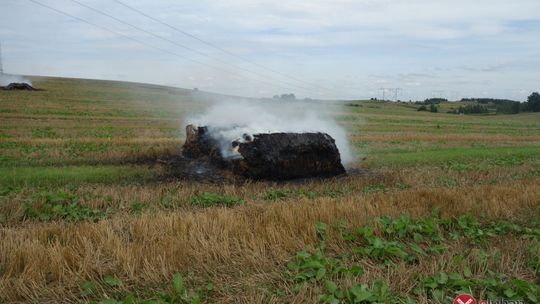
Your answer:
(0, 0), (539, 99)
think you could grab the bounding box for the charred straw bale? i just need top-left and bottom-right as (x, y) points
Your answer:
(1, 83), (37, 91)
(233, 132), (345, 179)
(182, 125), (225, 165)
(182, 124), (346, 180)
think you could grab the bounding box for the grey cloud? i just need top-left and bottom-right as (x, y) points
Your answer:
(0, 0), (539, 100)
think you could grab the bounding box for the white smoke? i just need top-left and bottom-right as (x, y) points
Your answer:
(0, 74), (32, 86)
(186, 99), (354, 165)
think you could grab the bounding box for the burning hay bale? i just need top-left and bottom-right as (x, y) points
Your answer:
(233, 132), (346, 179)
(183, 125), (224, 164)
(182, 124), (346, 180)
(1, 82), (37, 91)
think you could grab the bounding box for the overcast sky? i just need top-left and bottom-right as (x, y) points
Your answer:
(1, 0), (539, 100)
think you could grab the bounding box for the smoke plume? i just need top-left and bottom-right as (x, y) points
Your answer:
(186, 99), (354, 165)
(0, 74), (32, 86)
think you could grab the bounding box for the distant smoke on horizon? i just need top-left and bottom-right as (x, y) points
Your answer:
(0, 74), (32, 86)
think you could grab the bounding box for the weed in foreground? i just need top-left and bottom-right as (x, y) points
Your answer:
(81, 273), (213, 304)
(23, 190), (110, 222)
(284, 212), (540, 303)
(191, 192), (245, 207)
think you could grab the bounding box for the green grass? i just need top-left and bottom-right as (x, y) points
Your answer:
(0, 165), (155, 186)
(2, 77), (540, 171)
(367, 146), (540, 166)
(191, 192), (245, 207)
(1, 77), (540, 303)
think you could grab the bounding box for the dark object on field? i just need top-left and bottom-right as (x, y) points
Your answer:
(183, 125), (227, 165)
(233, 132), (346, 179)
(1, 82), (37, 91)
(182, 124), (346, 180)
(160, 156), (236, 183)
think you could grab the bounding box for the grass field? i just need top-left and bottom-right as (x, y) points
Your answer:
(0, 77), (539, 303)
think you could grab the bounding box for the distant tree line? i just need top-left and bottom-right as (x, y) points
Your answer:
(415, 98), (448, 105)
(273, 93), (296, 101)
(526, 92), (540, 112)
(460, 98), (516, 104)
(459, 97), (518, 114)
(457, 93), (540, 114)
(448, 104), (489, 114)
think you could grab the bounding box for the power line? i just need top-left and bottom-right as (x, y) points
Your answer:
(111, 0), (337, 94)
(0, 41), (3, 74)
(379, 88), (387, 101)
(379, 88), (402, 101)
(26, 0), (310, 95)
(392, 88), (402, 101)
(66, 0), (318, 95)
(432, 90), (445, 98)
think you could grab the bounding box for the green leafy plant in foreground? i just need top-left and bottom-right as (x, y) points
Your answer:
(361, 184), (388, 194)
(419, 271), (539, 303)
(191, 192), (245, 207)
(87, 273), (213, 304)
(285, 212), (539, 303)
(354, 226), (410, 262)
(158, 273), (207, 304)
(80, 281), (98, 297)
(262, 188), (289, 201)
(286, 223), (363, 292)
(320, 280), (393, 304)
(24, 190), (110, 222)
(104, 276), (123, 287)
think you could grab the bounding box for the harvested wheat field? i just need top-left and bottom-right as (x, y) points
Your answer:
(1, 77), (539, 303)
